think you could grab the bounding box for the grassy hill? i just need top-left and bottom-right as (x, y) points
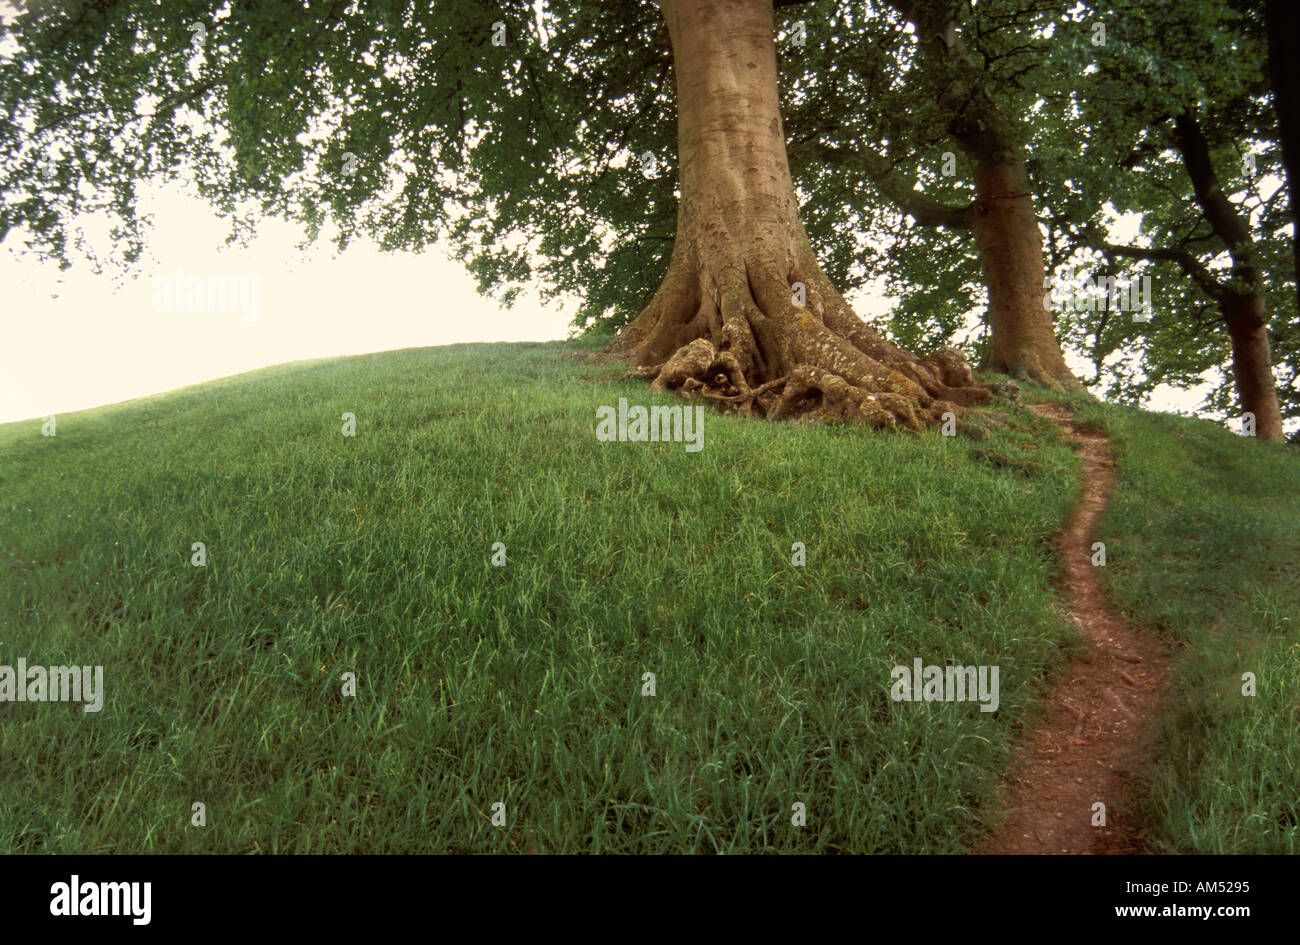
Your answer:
(0, 341), (1295, 853)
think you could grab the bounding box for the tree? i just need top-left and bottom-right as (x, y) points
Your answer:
(783, 0), (1084, 391)
(883, 0), (1082, 391)
(1102, 111), (1284, 441)
(1265, 0), (1300, 316)
(0, 0), (989, 429)
(784, 0), (1295, 434)
(613, 0), (989, 425)
(1039, 0), (1294, 439)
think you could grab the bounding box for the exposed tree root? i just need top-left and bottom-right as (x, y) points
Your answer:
(611, 261), (992, 431)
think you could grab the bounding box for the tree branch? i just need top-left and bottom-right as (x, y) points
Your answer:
(813, 143), (974, 228)
(1081, 229), (1226, 302)
(1173, 110), (1258, 274)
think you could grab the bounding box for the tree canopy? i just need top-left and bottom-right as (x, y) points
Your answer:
(1, 0), (1294, 429)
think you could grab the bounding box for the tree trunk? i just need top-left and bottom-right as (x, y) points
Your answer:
(610, 0), (988, 429)
(972, 159), (1081, 389)
(1174, 112), (1285, 441)
(888, 0), (1083, 393)
(1223, 294), (1285, 441)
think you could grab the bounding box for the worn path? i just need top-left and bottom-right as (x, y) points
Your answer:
(980, 402), (1177, 854)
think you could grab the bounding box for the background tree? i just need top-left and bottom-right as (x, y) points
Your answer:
(1037, 0), (1294, 439)
(776, 0), (1085, 391)
(882, 0), (1081, 390)
(780, 0), (1296, 436)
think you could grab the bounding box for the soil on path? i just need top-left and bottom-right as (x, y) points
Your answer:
(980, 401), (1177, 854)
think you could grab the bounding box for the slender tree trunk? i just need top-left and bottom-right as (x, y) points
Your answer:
(1223, 294), (1285, 440)
(611, 0), (988, 429)
(888, 0), (1083, 393)
(1174, 112), (1285, 441)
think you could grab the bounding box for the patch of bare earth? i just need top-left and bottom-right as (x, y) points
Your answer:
(979, 401), (1178, 854)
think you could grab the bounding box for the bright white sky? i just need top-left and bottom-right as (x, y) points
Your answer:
(0, 183), (576, 424)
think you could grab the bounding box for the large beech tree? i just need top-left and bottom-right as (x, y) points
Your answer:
(611, 0), (989, 425)
(0, 0), (991, 428)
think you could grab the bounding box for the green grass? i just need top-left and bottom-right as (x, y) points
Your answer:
(1071, 399), (1300, 853)
(0, 342), (1086, 853)
(2, 342), (1294, 853)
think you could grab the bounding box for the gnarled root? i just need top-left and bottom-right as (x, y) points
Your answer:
(618, 262), (990, 430)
